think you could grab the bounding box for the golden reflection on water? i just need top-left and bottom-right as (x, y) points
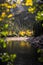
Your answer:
(7, 41), (31, 48)
(6, 41), (32, 53)
(20, 41), (31, 48)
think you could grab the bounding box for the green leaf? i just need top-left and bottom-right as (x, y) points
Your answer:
(37, 49), (41, 53)
(38, 57), (43, 62)
(42, 24), (43, 27)
(13, 54), (16, 59)
(1, 31), (8, 36)
(4, 24), (8, 28)
(3, 42), (7, 48)
(0, 39), (4, 43)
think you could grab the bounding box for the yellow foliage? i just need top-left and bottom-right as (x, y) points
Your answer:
(8, 31), (12, 35)
(0, 18), (3, 21)
(8, 14), (13, 18)
(1, 12), (6, 18)
(25, 0), (33, 6)
(6, 9), (10, 12)
(26, 30), (33, 36)
(0, 3), (16, 9)
(12, 4), (16, 8)
(6, 5), (12, 8)
(3, 3), (8, 6)
(1, 3), (8, 7)
(28, 7), (36, 13)
(19, 30), (33, 36)
(13, 32), (17, 36)
(19, 31), (25, 36)
(0, 4), (4, 6)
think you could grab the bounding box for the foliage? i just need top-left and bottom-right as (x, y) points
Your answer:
(36, 11), (43, 21)
(37, 48), (43, 62)
(0, 38), (7, 48)
(28, 6), (36, 14)
(38, 57), (43, 62)
(25, 0), (33, 6)
(19, 30), (33, 36)
(0, 3), (16, 22)
(1, 53), (16, 62)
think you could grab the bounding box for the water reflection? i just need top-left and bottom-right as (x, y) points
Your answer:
(6, 41), (32, 53)
(6, 41), (37, 65)
(0, 41), (41, 65)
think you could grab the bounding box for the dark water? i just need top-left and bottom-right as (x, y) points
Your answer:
(0, 41), (43, 65)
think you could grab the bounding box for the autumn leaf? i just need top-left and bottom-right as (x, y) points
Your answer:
(8, 14), (13, 18)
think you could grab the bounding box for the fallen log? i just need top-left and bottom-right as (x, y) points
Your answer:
(5, 37), (30, 41)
